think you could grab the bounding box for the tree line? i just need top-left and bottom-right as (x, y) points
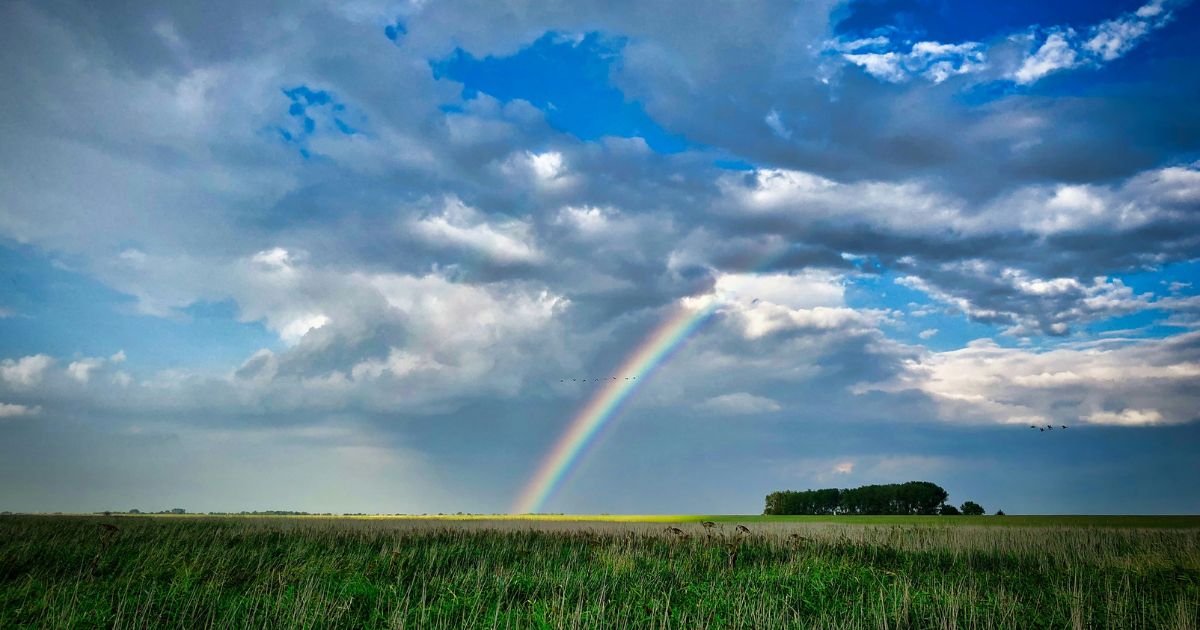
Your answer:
(764, 481), (990, 516)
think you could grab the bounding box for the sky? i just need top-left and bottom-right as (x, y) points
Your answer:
(0, 0), (1198, 515)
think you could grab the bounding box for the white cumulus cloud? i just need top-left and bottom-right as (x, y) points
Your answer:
(411, 196), (542, 264)
(0, 402), (40, 418)
(66, 358), (105, 384)
(1012, 32), (1079, 84)
(865, 333), (1200, 426)
(697, 392), (782, 415)
(1, 355), (55, 389)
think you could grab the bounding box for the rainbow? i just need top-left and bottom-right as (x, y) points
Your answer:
(510, 298), (720, 514)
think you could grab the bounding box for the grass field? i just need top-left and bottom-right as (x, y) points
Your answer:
(111, 512), (1200, 528)
(381, 514), (1200, 528)
(1, 515), (1197, 629)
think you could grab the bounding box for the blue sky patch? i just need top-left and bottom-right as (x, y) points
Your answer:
(713, 159), (757, 171)
(431, 32), (692, 153)
(846, 270), (1004, 350)
(833, 0), (1148, 43)
(0, 242), (278, 375)
(384, 18), (406, 44)
(278, 85), (361, 158)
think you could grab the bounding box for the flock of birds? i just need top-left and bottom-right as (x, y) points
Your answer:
(1031, 424), (1069, 432)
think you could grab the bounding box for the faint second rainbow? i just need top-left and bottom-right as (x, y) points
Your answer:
(510, 297), (720, 514)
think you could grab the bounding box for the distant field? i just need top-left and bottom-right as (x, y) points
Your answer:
(123, 512), (1200, 528)
(378, 513), (1200, 529)
(1, 515), (1197, 628)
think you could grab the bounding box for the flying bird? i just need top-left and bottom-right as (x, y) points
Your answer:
(1061, 425), (1068, 429)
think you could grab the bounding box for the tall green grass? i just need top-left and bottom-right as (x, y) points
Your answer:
(1, 516), (1196, 628)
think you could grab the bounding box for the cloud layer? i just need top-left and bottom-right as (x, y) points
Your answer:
(0, 0), (1197, 513)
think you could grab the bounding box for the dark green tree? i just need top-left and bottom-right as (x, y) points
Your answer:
(960, 501), (985, 515)
(940, 504), (961, 515)
(763, 481), (950, 515)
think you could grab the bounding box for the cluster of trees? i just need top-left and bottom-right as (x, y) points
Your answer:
(764, 481), (989, 516)
(938, 501), (987, 516)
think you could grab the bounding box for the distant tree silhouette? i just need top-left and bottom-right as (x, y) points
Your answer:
(765, 481), (949, 515)
(960, 501), (985, 516)
(995, 509), (1006, 516)
(764, 488), (842, 515)
(940, 504), (961, 515)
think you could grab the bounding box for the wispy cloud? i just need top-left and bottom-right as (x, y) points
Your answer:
(827, 0), (1188, 85)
